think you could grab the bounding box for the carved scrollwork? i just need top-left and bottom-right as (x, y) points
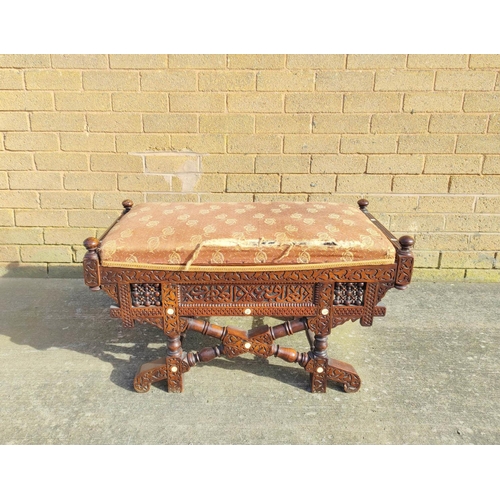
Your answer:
(251, 331), (274, 345)
(328, 305), (385, 328)
(221, 334), (247, 358)
(396, 255), (414, 287)
(181, 284), (232, 303)
(304, 357), (329, 393)
(249, 340), (274, 358)
(134, 363), (168, 393)
(134, 356), (190, 393)
(179, 318), (189, 333)
(317, 266), (395, 283)
(307, 283), (334, 337)
(83, 258), (100, 288)
(330, 304), (364, 327)
(101, 268), (317, 284)
(307, 315), (330, 337)
(100, 265), (397, 286)
(162, 285), (180, 335)
(220, 333), (273, 358)
(326, 365), (361, 393)
(304, 357), (361, 393)
(165, 357), (188, 393)
(233, 283), (313, 303)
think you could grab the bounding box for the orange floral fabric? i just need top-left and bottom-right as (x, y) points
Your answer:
(98, 202), (396, 269)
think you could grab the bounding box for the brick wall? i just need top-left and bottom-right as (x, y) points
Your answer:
(0, 54), (499, 280)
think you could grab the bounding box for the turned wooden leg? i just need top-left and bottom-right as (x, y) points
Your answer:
(304, 308), (361, 392)
(165, 330), (184, 393)
(305, 284), (334, 393)
(309, 334), (329, 393)
(133, 283), (189, 394)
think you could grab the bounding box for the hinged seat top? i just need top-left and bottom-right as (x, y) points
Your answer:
(98, 201), (396, 271)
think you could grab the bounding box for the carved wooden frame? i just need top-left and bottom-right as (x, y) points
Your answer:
(83, 199), (414, 394)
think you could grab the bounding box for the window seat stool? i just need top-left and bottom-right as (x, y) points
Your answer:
(83, 199), (414, 394)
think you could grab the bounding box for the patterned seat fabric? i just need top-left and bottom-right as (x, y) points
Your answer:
(98, 202), (396, 270)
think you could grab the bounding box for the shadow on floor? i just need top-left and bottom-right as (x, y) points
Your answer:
(0, 277), (347, 394)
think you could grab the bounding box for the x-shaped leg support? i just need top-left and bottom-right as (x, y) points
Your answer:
(133, 317), (360, 394)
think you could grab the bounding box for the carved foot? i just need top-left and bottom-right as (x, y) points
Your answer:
(304, 356), (361, 393)
(133, 357), (189, 393)
(134, 358), (169, 393)
(326, 358), (361, 393)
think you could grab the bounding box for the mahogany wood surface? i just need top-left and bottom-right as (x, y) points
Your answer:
(83, 199), (414, 394)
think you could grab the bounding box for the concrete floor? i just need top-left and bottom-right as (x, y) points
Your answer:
(0, 278), (499, 445)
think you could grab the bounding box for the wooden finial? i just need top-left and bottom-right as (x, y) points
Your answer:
(122, 199), (134, 212)
(83, 237), (99, 252)
(399, 235), (414, 253)
(357, 199), (369, 211)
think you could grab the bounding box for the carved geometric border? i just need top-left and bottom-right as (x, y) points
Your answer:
(99, 265), (396, 286)
(178, 305), (317, 317)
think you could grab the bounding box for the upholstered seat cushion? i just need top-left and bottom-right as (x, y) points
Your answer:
(98, 201), (396, 270)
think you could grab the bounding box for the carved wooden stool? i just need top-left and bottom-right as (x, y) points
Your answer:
(83, 199), (414, 393)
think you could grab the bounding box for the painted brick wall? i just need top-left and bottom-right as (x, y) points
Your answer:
(0, 54), (499, 280)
